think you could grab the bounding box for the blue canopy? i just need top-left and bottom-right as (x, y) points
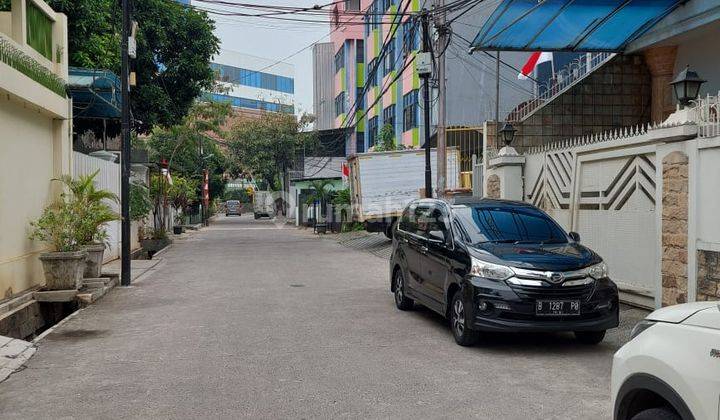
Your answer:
(68, 67), (122, 119)
(470, 0), (685, 52)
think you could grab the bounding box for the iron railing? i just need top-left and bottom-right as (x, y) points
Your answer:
(509, 52), (615, 123)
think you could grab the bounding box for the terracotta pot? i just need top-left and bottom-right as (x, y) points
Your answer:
(39, 250), (88, 290)
(81, 243), (105, 278)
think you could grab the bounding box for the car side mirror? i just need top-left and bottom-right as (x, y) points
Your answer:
(428, 230), (447, 246)
(568, 231), (581, 242)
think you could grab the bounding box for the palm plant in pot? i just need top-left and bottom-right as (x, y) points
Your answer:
(57, 171), (120, 278)
(29, 192), (87, 290)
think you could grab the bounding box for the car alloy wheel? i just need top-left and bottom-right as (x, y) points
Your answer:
(393, 270), (413, 310)
(450, 290), (480, 346)
(452, 299), (465, 336)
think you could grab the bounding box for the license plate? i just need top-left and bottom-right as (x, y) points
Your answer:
(536, 300), (580, 316)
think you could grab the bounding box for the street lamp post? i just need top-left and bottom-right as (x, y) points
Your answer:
(120, 0), (131, 286)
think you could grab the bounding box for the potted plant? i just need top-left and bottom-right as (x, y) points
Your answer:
(140, 227), (169, 257)
(57, 171), (120, 278)
(29, 192), (87, 290)
(168, 176), (197, 235)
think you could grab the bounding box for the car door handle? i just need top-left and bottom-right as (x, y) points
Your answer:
(419, 246), (428, 253)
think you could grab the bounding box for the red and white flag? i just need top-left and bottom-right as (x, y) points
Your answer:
(518, 51), (552, 80)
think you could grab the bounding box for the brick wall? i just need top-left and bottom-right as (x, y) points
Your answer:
(511, 55), (652, 152)
(661, 151), (689, 306)
(697, 250), (720, 301)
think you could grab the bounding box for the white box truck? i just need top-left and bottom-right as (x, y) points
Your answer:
(253, 191), (275, 219)
(348, 147), (460, 238)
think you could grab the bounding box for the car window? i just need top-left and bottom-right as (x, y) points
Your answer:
(414, 206), (431, 237)
(398, 202), (417, 232)
(453, 205), (568, 244)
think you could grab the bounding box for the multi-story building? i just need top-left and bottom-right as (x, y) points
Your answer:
(322, 0), (534, 158)
(207, 49), (295, 116)
(312, 42), (336, 130)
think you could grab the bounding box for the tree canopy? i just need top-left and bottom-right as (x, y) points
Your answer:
(228, 113), (317, 191)
(46, 0), (219, 133)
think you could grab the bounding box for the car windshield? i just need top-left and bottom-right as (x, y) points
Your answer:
(453, 205), (568, 245)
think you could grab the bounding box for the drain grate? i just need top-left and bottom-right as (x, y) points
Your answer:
(289, 284), (305, 288)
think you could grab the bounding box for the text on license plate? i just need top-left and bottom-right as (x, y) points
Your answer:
(536, 300), (580, 316)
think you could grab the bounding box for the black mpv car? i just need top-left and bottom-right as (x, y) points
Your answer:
(390, 198), (619, 346)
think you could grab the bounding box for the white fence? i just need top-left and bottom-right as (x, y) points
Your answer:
(73, 152), (140, 262)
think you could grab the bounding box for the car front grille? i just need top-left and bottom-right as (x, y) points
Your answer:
(509, 282), (595, 301)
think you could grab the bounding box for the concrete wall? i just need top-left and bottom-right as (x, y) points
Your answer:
(313, 42), (336, 131)
(0, 0), (71, 299)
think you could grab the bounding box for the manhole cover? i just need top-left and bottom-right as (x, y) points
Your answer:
(289, 284), (305, 288)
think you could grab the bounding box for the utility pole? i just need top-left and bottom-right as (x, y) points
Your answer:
(495, 51), (500, 147)
(420, 12), (432, 198)
(120, 0), (131, 287)
(435, 0), (447, 198)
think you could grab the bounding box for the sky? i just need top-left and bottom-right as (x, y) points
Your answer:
(200, 0), (331, 116)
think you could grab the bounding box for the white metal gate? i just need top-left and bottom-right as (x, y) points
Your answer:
(73, 152), (121, 261)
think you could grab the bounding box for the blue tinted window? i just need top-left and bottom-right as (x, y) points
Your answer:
(212, 63), (294, 94)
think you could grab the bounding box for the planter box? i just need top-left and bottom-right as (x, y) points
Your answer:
(39, 251), (88, 290)
(141, 238), (170, 253)
(81, 243), (105, 278)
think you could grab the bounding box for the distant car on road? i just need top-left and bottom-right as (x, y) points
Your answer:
(225, 200), (241, 216)
(611, 302), (720, 420)
(390, 198), (619, 346)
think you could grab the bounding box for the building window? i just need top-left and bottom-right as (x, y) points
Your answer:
(367, 58), (377, 87)
(335, 47), (345, 73)
(356, 40), (364, 63)
(368, 116), (378, 146)
(383, 0), (392, 12)
(403, 90), (418, 131)
(345, 0), (360, 11)
(383, 39), (396, 74)
(402, 20), (418, 56)
(383, 104), (396, 131)
(335, 92), (346, 116)
(210, 63), (294, 94)
(356, 87), (365, 110)
(356, 132), (365, 153)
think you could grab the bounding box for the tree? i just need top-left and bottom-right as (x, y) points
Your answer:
(46, 0), (219, 133)
(228, 113), (317, 191)
(167, 176), (198, 225)
(374, 124), (397, 152)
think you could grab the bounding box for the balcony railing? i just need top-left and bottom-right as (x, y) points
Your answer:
(693, 92), (720, 138)
(509, 52), (615, 123)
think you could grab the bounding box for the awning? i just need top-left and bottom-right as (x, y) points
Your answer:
(470, 0), (686, 52)
(68, 67), (122, 119)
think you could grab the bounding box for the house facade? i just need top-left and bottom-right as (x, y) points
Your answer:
(0, 0), (72, 300)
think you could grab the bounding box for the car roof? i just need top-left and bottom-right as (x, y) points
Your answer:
(410, 197), (536, 209)
(646, 301), (719, 324)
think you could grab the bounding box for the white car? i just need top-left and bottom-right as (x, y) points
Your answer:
(611, 302), (720, 420)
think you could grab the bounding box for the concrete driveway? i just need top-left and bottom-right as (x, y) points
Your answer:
(0, 214), (647, 419)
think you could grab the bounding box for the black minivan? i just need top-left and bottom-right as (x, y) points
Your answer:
(390, 198), (619, 346)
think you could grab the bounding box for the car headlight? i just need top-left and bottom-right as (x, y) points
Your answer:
(586, 261), (609, 280)
(470, 257), (514, 281)
(630, 320), (656, 340)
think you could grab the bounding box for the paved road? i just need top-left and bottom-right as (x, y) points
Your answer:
(0, 215), (646, 419)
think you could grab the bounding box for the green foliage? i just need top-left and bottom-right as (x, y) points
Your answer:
(224, 188), (251, 203)
(54, 170), (120, 245)
(167, 175), (198, 213)
(26, 2), (53, 60)
(228, 113), (317, 190)
(0, 0), (8, 11)
(374, 124), (397, 152)
(130, 182), (152, 221)
(48, 0), (220, 133)
(0, 38), (66, 97)
(332, 188), (351, 206)
(29, 194), (82, 252)
(29, 171), (119, 251)
(305, 180), (334, 206)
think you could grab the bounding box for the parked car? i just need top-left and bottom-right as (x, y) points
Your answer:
(225, 200), (241, 216)
(390, 197), (619, 346)
(611, 302), (720, 420)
